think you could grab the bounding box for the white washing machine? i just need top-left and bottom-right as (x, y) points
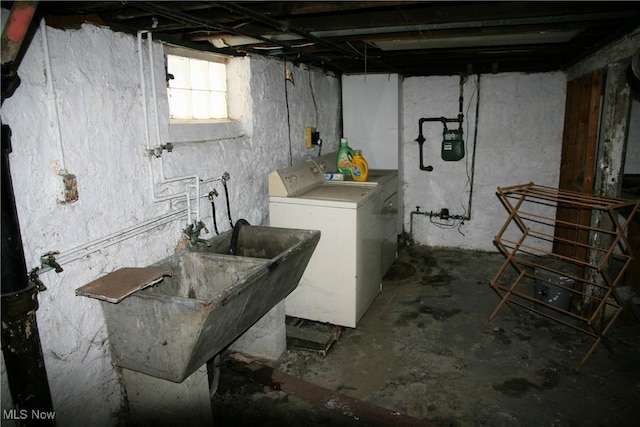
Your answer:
(268, 154), (398, 327)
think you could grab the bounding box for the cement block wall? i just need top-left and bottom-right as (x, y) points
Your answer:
(0, 18), (340, 426)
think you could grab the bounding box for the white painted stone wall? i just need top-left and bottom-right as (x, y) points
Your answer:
(342, 73), (401, 169)
(402, 72), (567, 250)
(1, 17), (340, 426)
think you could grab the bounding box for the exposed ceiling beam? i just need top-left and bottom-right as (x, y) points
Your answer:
(35, 1), (640, 77)
(129, 1), (345, 72)
(212, 1), (399, 74)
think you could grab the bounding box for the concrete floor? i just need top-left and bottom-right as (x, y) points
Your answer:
(212, 245), (640, 427)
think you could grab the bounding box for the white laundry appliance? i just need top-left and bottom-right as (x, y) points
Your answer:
(268, 153), (398, 327)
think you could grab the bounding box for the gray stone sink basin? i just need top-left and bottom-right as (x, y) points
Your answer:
(100, 225), (320, 383)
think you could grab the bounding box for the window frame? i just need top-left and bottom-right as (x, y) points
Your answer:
(164, 45), (231, 123)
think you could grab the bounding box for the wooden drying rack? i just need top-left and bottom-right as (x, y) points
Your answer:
(488, 183), (639, 365)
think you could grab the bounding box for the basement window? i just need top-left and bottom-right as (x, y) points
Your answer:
(165, 46), (229, 122)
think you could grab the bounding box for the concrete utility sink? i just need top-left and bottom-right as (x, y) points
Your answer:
(101, 225), (320, 383)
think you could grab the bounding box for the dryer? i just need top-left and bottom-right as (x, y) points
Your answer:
(268, 154), (398, 327)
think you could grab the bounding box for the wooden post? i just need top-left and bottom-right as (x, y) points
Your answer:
(583, 62), (632, 315)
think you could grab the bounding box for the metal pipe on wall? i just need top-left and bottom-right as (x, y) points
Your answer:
(415, 116), (460, 171)
(0, 1), (38, 64)
(1, 280), (55, 426)
(1, 0), (38, 102)
(2, 127), (56, 424)
(40, 18), (67, 173)
(2, 3), (56, 422)
(414, 74), (466, 172)
(137, 30), (199, 225)
(411, 74), (481, 230)
(1, 126), (29, 294)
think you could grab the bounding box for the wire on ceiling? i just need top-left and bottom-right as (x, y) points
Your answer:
(284, 60), (293, 166)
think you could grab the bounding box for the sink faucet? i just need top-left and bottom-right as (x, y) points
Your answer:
(183, 221), (211, 247)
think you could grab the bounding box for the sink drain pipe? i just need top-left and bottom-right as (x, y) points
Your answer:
(229, 219), (250, 255)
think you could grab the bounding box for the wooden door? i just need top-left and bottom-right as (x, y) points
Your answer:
(553, 69), (604, 259)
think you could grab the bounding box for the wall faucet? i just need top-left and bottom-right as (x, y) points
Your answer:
(183, 221), (211, 247)
(41, 251), (63, 273)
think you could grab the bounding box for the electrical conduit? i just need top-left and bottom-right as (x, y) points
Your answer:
(137, 30), (195, 224)
(25, 28), (234, 274)
(55, 208), (188, 266)
(138, 30), (234, 227)
(41, 19), (67, 174)
(144, 30), (205, 224)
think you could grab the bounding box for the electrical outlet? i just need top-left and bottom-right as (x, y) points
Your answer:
(305, 126), (316, 149)
(59, 173), (79, 203)
(285, 69), (294, 83)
